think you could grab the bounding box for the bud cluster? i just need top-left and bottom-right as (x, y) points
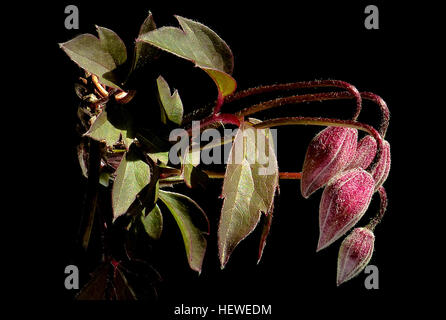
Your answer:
(301, 126), (390, 285)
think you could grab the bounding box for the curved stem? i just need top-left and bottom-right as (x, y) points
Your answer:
(187, 90), (389, 141)
(92, 74), (109, 98)
(252, 116), (384, 174)
(91, 88), (119, 109)
(235, 91), (356, 118)
(366, 186), (388, 231)
(185, 113), (241, 135)
(212, 92), (225, 114)
(361, 92), (390, 137)
(115, 90), (137, 104)
(225, 80), (362, 120)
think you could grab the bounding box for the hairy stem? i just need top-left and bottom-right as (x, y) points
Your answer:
(235, 91), (356, 118)
(187, 90), (389, 142)
(212, 92), (225, 114)
(202, 170), (302, 180)
(360, 92), (390, 137)
(185, 113), (241, 135)
(366, 186), (388, 231)
(225, 80), (362, 120)
(158, 171), (302, 185)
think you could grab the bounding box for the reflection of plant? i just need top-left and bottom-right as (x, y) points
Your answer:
(60, 12), (391, 299)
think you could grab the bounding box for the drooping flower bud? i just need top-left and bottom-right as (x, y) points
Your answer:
(317, 168), (375, 251)
(337, 227), (375, 286)
(301, 127), (358, 198)
(371, 140), (391, 191)
(346, 135), (377, 170)
(345, 135), (391, 191)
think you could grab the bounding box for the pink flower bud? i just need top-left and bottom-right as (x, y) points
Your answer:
(337, 227), (375, 286)
(346, 135), (377, 170)
(345, 135), (391, 191)
(371, 140), (391, 191)
(317, 168), (375, 251)
(301, 127), (358, 198)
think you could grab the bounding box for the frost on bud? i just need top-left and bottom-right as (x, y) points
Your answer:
(346, 135), (377, 170)
(337, 227), (375, 286)
(317, 168), (375, 251)
(301, 127), (358, 198)
(371, 140), (391, 191)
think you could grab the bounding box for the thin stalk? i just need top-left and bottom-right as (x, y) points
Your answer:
(235, 91), (356, 118)
(201, 171), (302, 180)
(361, 92), (390, 137)
(185, 113), (241, 135)
(279, 172), (302, 180)
(225, 80), (362, 120)
(92, 74), (109, 98)
(366, 186), (388, 231)
(195, 91), (389, 138)
(158, 171), (302, 185)
(212, 92), (225, 114)
(159, 177), (185, 186)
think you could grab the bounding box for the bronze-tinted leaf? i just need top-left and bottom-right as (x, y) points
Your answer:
(218, 121), (279, 268)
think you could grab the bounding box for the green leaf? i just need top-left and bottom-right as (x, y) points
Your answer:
(131, 11), (158, 72)
(96, 26), (127, 67)
(59, 27), (127, 89)
(157, 76), (183, 125)
(138, 16), (236, 97)
(99, 171), (111, 187)
(218, 122), (279, 268)
(141, 204), (163, 240)
(182, 148), (208, 188)
(112, 150), (151, 221)
(136, 173), (160, 215)
(148, 152), (169, 165)
(84, 107), (133, 149)
(158, 190), (209, 273)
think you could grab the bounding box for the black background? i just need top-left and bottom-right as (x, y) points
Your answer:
(17, 0), (440, 316)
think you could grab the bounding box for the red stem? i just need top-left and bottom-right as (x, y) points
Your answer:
(225, 80), (362, 120)
(235, 91), (356, 117)
(361, 92), (390, 137)
(279, 172), (302, 180)
(186, 112), (241, 135)
(366, 186), (388, 231)
(212, 92), (225, 114)
(228, 90), (389, 139)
